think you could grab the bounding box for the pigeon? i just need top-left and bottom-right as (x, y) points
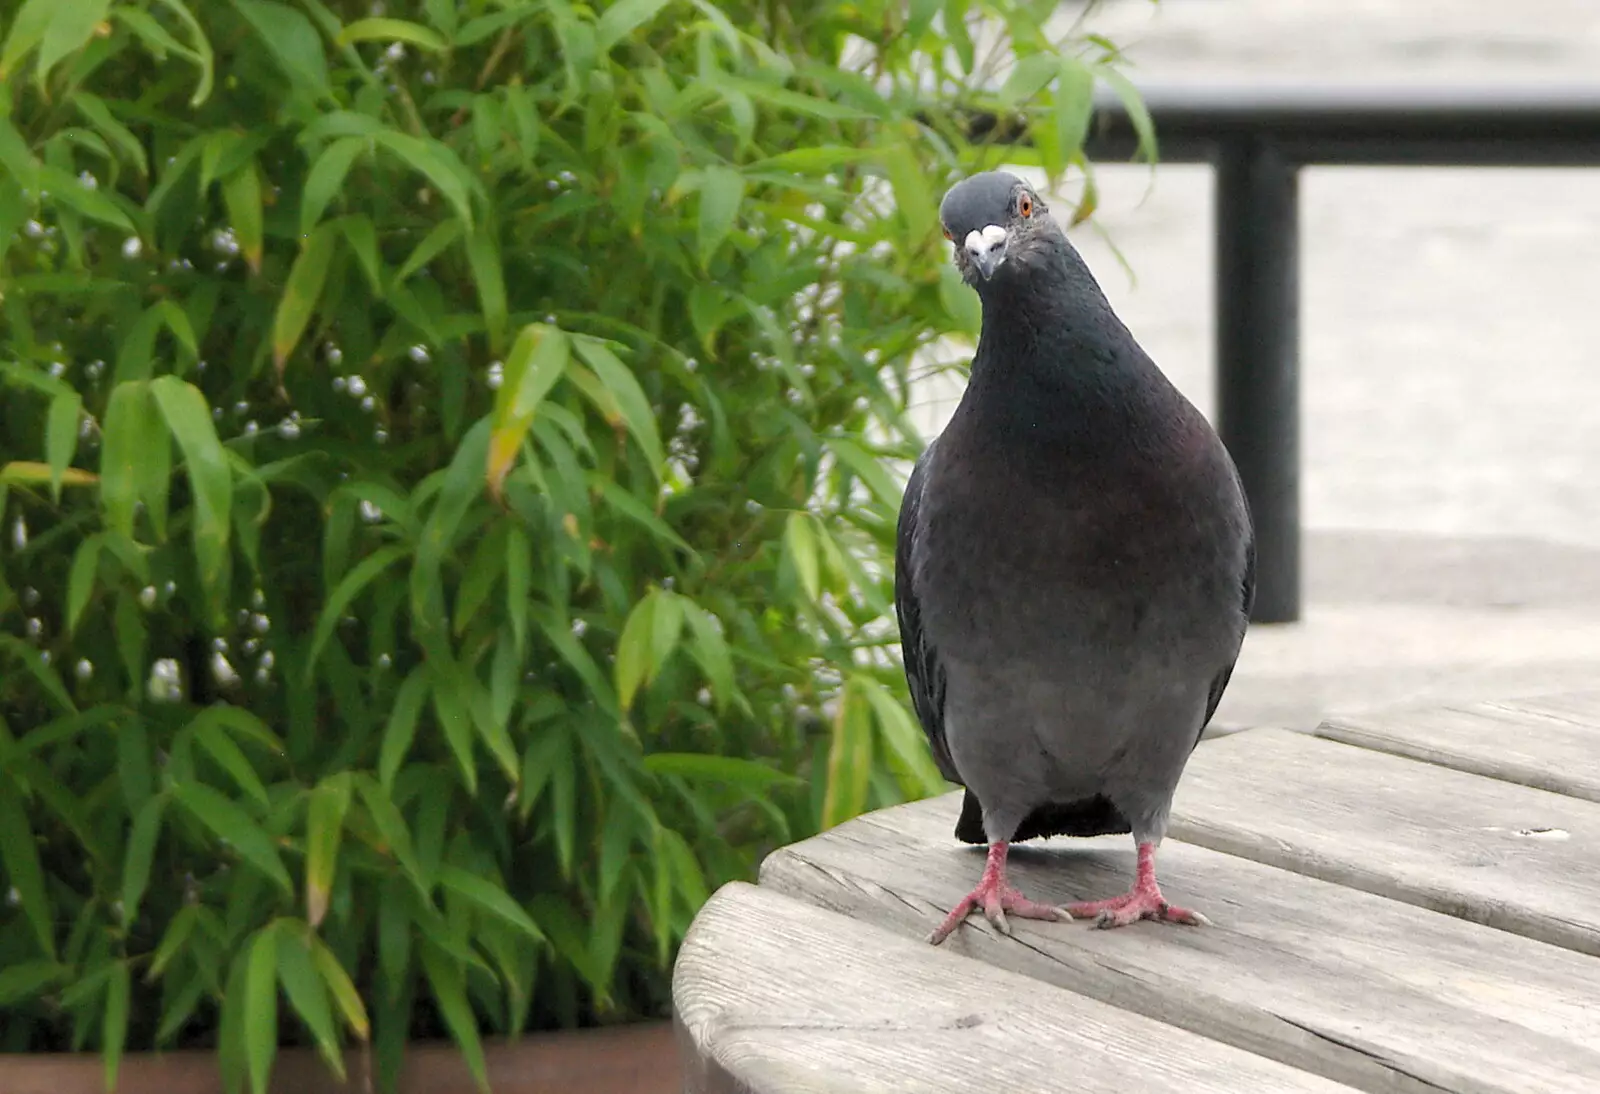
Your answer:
(895, 171), (1255, 944)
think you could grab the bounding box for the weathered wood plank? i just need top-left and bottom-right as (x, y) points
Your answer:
(760, 794), (1600, 1094)
(1317, 692), (1600, 802)
(1171, 727), (1600, 956)
(674, 881), (1358, 1094)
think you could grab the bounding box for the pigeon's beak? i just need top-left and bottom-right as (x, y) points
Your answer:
(964, 225), (1008, 281)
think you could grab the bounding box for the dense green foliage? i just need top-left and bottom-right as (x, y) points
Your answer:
(0, 0), (1146, 1089)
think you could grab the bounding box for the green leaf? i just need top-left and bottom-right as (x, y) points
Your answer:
(418, 940), (490, 1094)
(172, 782), (293, 895)
(682, 602), (736, 711)
(570, 338), (666, 476)
(428, 662), (478, 793)
(884, 141), (935, 244)
(859, 676), (949, 795)
(938, 262), (981, 335)
(821, 677), (874, 827)
(244, 925), (280, 1094)
(372, 131), (475, 229)
(532, 606), (619, 719)
(487, 323), (569, 496)
(150, 376), (232, 622)
(999, 51), (1058, 105)
(615, 592), (657, 711)
(304, 773), (352, 928)
(643, 752), (799, 791)
(147, 905), (199, 980)
(309, 935), (369, 1040)
(103, 960), (131, 1094)
(45, 391), (81, 502)
(98, 382), (149, 538)
(338, 17), (447, 51)
(73, 92), (147, 176)
(696, 165), (744, 268)
(1098, 63), (1158, 163)
(221, 159), (265, 272)
(0, 773), (56, 958)
(299, 136), (365, 235)
(304, 544), (408, 676)
(65, 534), (102, 636)
(378, 667), (430, 791)
(784, 512), (821, 601)
(272, 220), (340, 372)
(0, 961), (66, 1006)
(505, 525), (531, 655)
(0, 635), (75, 714)
(353, 776), (427, 892)
(277, 926), (344, 1078)
(594, 0), (670, 51)
(1053, 56), (1096, 168)
(339, 214), (383, 295)
(437, 865), (545, 943)
(0, 0), (54, 80)
(191, 713), (271, 807)
(826, 436), (902, 509)
(394, 217), (461, 282)
(234, 0), (330, 97)
(37, 164), (134, 230)
(120, 792), (167, 928)
(464, 221), (508, 354)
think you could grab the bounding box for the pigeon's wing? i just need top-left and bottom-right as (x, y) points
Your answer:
(1197, 511), (1256, 741)
(895, 444), (959, 784)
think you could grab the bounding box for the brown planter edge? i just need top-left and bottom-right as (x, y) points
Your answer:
(0, 1021), (680, 1094)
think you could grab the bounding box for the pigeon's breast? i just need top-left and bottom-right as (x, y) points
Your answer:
(913, 412), (1249, 675)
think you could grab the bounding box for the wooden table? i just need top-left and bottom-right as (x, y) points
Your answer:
(673, 691), (1600, 1093)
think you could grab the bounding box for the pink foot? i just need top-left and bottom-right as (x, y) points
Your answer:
(928, 842), (1064, 945)
(1064, 842), (1211, 930)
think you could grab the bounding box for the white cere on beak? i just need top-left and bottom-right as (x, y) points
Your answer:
(963, 224), (1008, 279)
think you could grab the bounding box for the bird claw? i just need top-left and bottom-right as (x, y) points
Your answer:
(1071, 888), (1210, 929)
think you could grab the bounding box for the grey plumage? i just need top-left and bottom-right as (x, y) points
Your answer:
(897, 171), (1254, 940)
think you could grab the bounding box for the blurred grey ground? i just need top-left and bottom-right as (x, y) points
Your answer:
(910, 0), (1600, 731)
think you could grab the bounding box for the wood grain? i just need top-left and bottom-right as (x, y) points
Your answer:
(760, 793), (1600, 1094)
(673, 881), (1358, 1094)
(1317, 691), (1600, 801)
(1171, 727), (1600, 956)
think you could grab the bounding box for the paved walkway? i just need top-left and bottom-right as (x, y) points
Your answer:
(911, 0), (1600, 731)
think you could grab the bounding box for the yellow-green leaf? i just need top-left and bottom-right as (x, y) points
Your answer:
(784, 512), (821, 601)
(570, 338), (665, 477)
(45, 391), (81, 502)
(338, 17), (447, 51)
(487, 323), (569, 497)
(309, 935), (369, 1040)
(99, 381), (151, 538)
(272, 221), (340, 372)
(304, 773), (352, 929)
(244, 925), (280, 1094)
(172, 782), (292, 894)
(299, 136), (365, 235)
(696, 165), (744, 268)
(276, 925), (344, 1078)
(221, 161), (264, 272)
(464, 221), (507, 354)
(149, 377), (232, 623)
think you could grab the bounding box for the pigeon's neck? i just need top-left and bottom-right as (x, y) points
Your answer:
(969, 250), (1138, 391)
(961, 247), (1187, 455)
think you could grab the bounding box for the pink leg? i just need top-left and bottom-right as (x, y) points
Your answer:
(1064, 842), (1210, 929)
(928, 842), (1064, 945)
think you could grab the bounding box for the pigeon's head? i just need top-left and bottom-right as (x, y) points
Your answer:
(938, 171), (1059, 290)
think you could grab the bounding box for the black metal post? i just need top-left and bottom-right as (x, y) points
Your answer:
(1214, 140), (1300, 623)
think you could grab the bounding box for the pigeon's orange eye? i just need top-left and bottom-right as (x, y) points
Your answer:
(1017, 192), (1033, 218)
(942, 225), (952, 240)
